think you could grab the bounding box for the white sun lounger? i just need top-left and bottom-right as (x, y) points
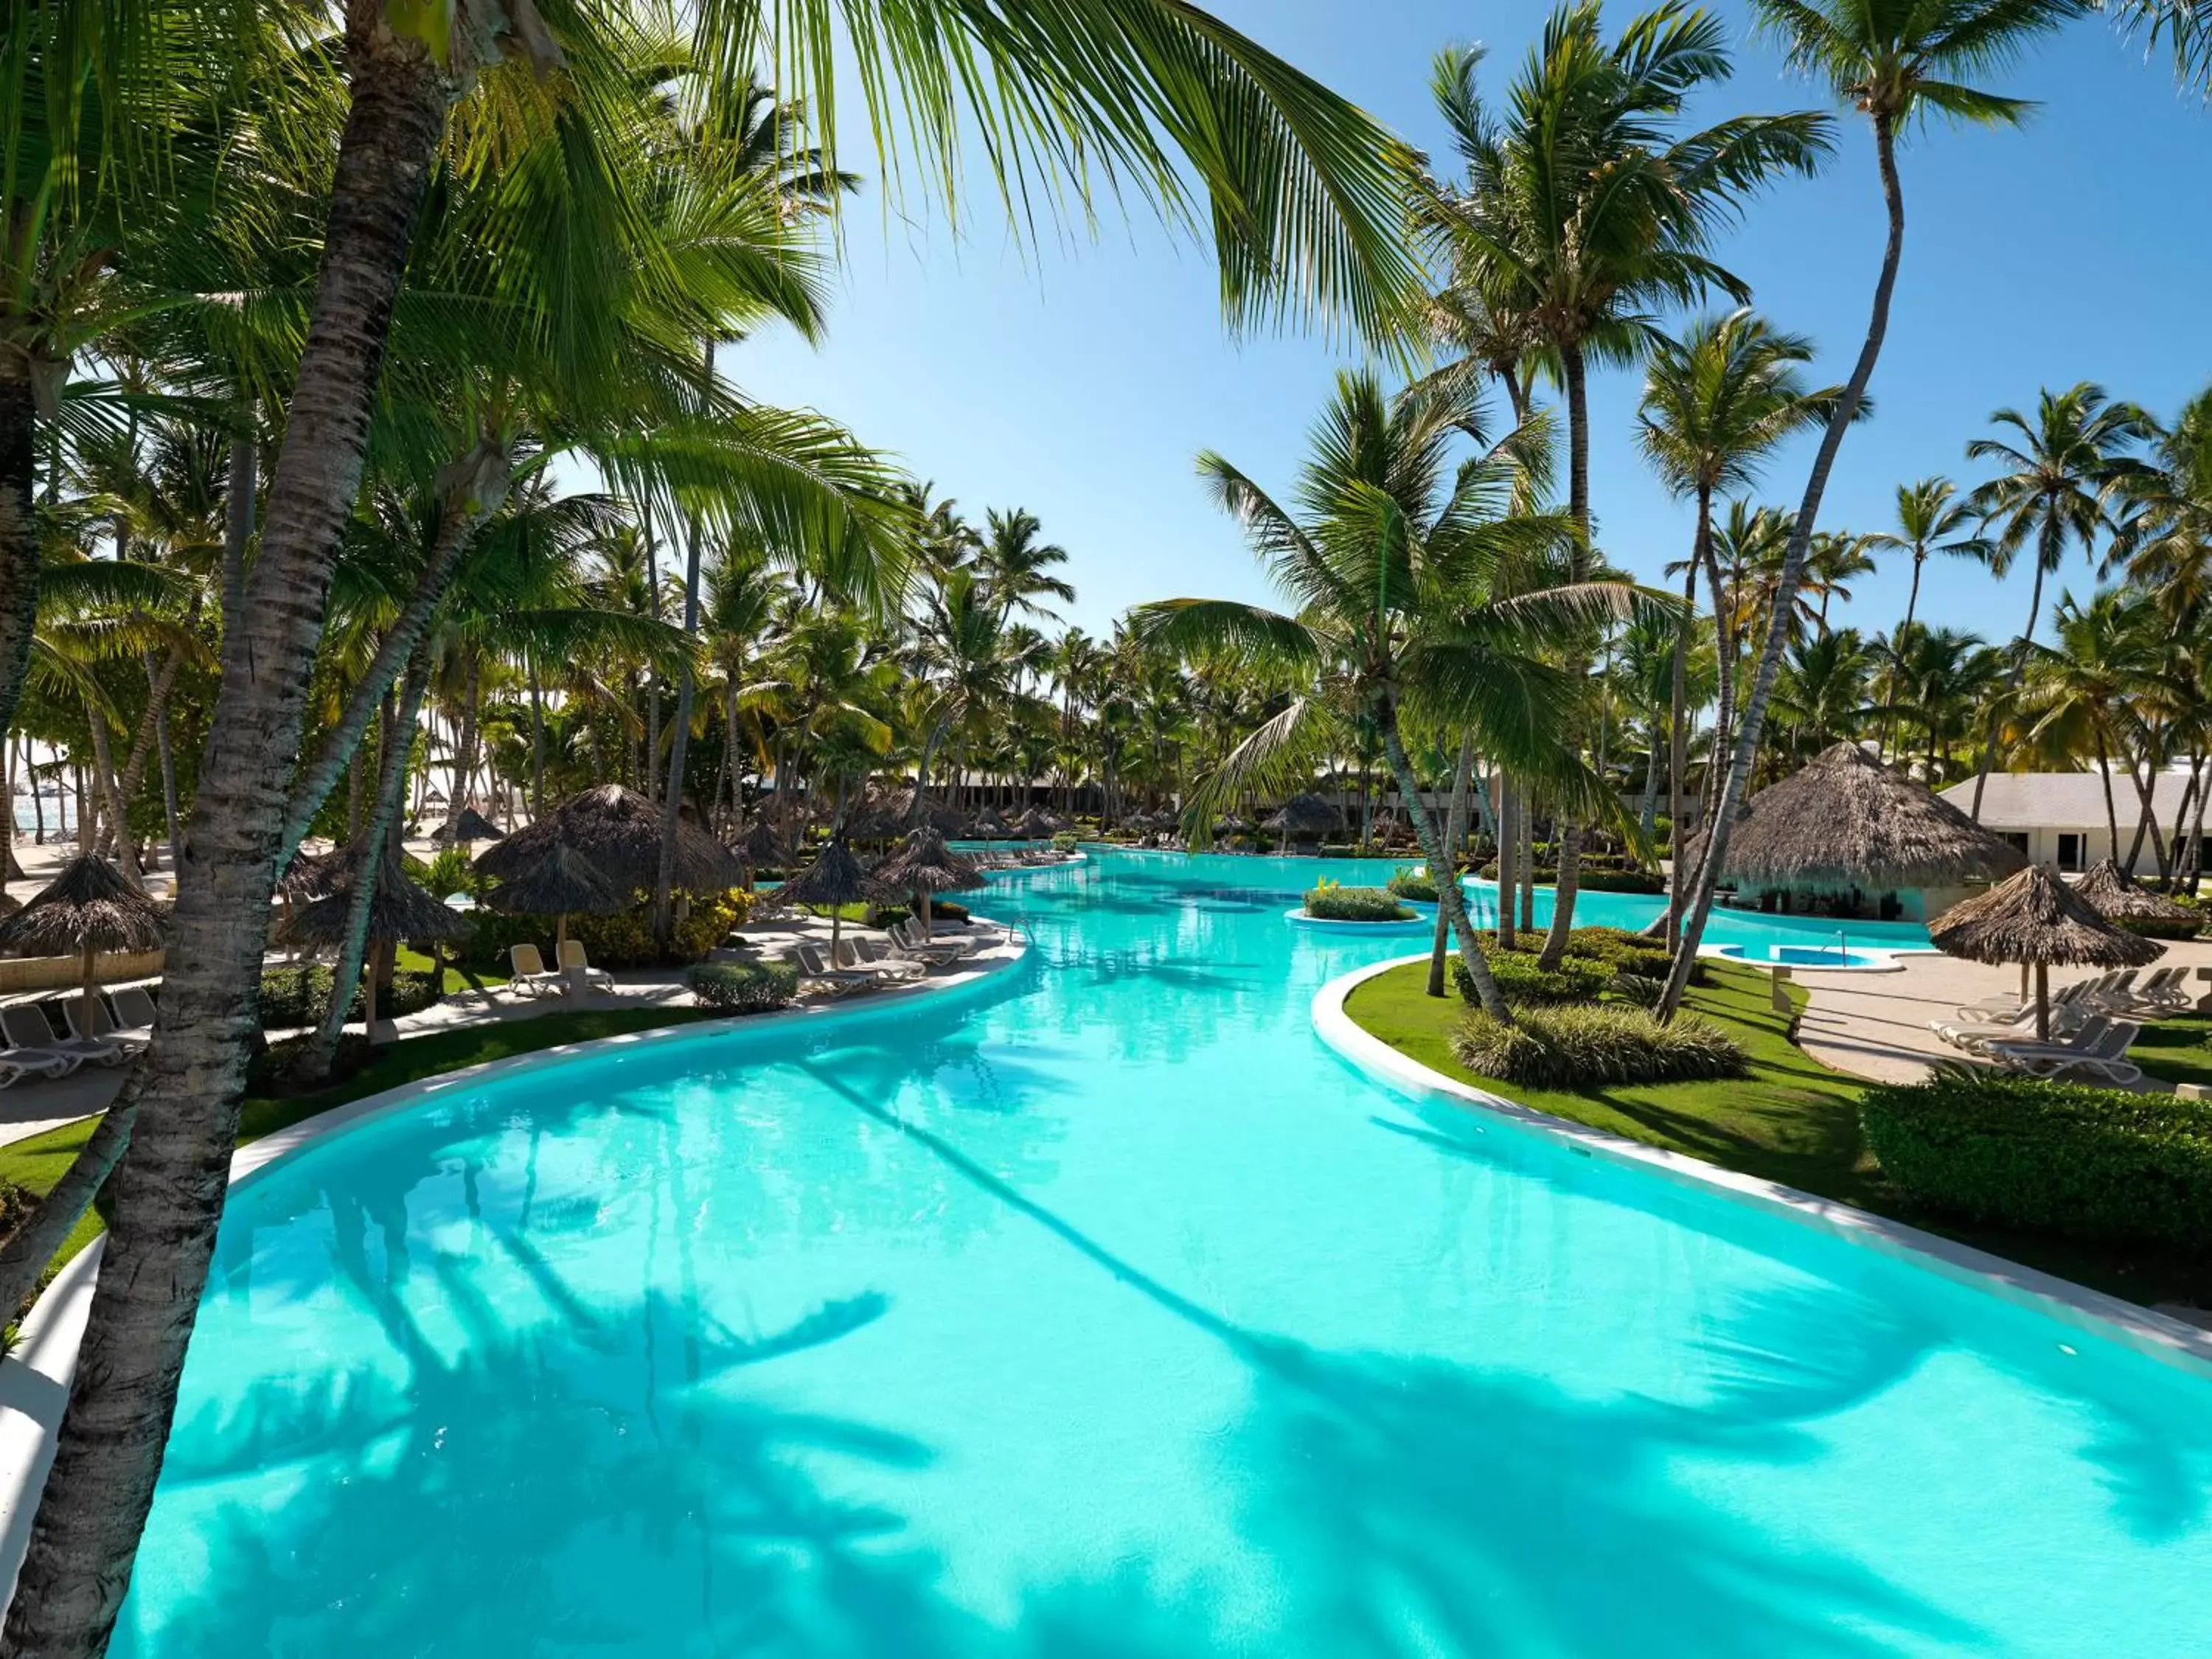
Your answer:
(790, 942), (876, 995)
(508, 943), (567, 997)
(841, 937), (928, 981)
(1986, 1018), (2144, 1087)
(1, 1004), (122, 1070)
(557, 939), (617, 992)
(63, 993), (150, 1054)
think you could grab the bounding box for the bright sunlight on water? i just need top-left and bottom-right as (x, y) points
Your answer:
(116, 851), (2212, 1657)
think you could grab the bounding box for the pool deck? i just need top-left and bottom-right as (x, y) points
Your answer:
(1789, 938), (2212, 1086)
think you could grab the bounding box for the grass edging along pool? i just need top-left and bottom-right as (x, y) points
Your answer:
(1281, 906), (1431, 934)
(1311, 952), (2212, 1378)
(0, 926), (1032, 1604)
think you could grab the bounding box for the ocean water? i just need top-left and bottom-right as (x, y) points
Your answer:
(114, 850), (2212, 1657)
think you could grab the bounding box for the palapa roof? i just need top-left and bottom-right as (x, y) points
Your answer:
(874, 827), (986, 897)
(731, 816), (785, 867)
(483, 839), (625, 918)
(277, 843), (349, 901)
(1687, 742), (2027, 893)
(763, 838), (892, 910)
(2073, 859), (2198, 924)
(282, 852), (475, 947)
(1262, 793), (1340, 836)
(433, 806), (504, 844)
(474, 784), (739, 893)
(971, 805), (1008, 834)
(0, 855), (166, 956)
(1927, 863), (2162, 968)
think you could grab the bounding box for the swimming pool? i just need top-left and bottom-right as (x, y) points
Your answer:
(116, 850), (2212, 1656)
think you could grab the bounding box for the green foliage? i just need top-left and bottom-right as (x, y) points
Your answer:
(459, 889), (751, 970)
(685, 960), (800, 1013)
(1454, 950), (1610, 1006)
(257, 966), (439, 1030)
(2114, 914), (2205, 941)
(1384, 866), (1439, 902)
(1861, 1070), (2212, 1252)
(1304, 885), (1414, 922)
(1453, 1004), (1747, 1089)
(1051, 831), (1079, 852)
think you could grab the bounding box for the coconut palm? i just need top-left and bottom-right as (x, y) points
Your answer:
(1959, 382), (2154, 818)
(974, 508), (1076, 622)
(1662, 0), (2087, 1018)
(2106, 383), (2212, 626)
(1134, 369), (1644, 1020)
(1867, 477), (1987, 754)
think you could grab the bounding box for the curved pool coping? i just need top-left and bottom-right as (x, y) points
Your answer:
(0, 923), (1034, 1605)
(1312, 951), (2212, 1379)
(1703, 942), (1947, 975)
(1282, 906), (1430, 934)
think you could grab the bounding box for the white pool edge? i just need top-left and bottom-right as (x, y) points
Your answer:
(1313, 952), (2212, 1378)
(0, 925), (1032, 1605)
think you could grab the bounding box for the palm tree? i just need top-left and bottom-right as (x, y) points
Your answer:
(1804, 530), (1877, 630)
(2106, 383), (2212, 626)
(2020, 588), (2162, 860)
(1867, 477), (1986, 754)
(1661, 0), (2087, 1019)
(1430, 9), (1829, 967)
(974, 508), (1076, 621)
(1770, 627), (1874, 764)
(1961, 382), (2154, 818)
(1135, 369), (1636, 1020)
(1635, 310), (1845, 947)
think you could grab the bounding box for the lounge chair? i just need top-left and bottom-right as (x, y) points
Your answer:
(1, 1004), (119, 1070)
(109, 984), (159, 1037)
(789, 942), (875, 995)
(556, 939), (616, 992)
(1986, 1018), (2144, 1086)
(0, 1037), (72, 1083)
(888, 919), (967, 966)
(1955, 973), (2116, 1024)
(1933, 982), (2096, 1052)
(841, 936), (928, 981)
(508, 943), (566, 997)
(2109, 966), (2191, 1015)
(63, 993), (149, 1054)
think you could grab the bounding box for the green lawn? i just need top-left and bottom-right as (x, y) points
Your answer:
(395, 944), (508, 991)
(0, 1005), (721, 1276)
(2133, 1012), (2212, 1091)
(1343, 959), (2212, 1307)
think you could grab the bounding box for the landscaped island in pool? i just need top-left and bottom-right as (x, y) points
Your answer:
(120, 850), (2212, 1656)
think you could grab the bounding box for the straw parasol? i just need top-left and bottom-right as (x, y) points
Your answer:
(730, 816), (785, 891)
(1262, 793), (1340, 844)
(434, 805), (504, 844)
(972, 804), (1008, 838)
(482, 838), (625, 962)
(2074, 859), (2199, 933)
(0, 854), (166, 1040)
(1683, 742), (2026, 897)
(476, 783), (740, 894)
(874, 826), (985, 935)
(1927, 862), (2161, 1040)
(762, 838), (891, 956)
(284, 850), (475, 1040)
(1214, 813), (1251, 839)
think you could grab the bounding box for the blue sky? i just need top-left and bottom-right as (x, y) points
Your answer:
(732, 4), (2212, 644)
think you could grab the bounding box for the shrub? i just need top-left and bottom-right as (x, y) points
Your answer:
(928, 899), (971, 925)
(459, 887), (751, 971)
(1860, 1070), (2212, 1251)
(686, 960), (800, 1014)
(1452, 1004), (1747, 1089)
(1451, 950), (1610, 1006)
(1051, 830), (1079, 852)
(1304, 885), (1415, 922)
(2114, 914), (2204, 941)
(1577, 869), (1666, 894)
(257, 964), (440, 1029)
(1558, 927), (1674, 981)
(1319, 843), (1357, 858)
(1385, 866), (1439, 902)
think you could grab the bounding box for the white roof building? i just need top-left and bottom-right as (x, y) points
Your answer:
(1938, 770), (2205, 877)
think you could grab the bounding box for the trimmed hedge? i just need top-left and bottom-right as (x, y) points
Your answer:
(1453, 1004), (1747, 1088)
(1385, 866), (1440, 902)
(258, 965), (439, 1030)
(459, 888), (751, 971)
(1304, 886), (1415, 922)
(2114, 914), (2205, 941)
(1455, 951), (1610, 1006)
(686, 960), (800, 1013)
(1861, 1070), (2212, 1251)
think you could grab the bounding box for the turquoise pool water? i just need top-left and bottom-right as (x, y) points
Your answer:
(117, 851), (2212, 1656)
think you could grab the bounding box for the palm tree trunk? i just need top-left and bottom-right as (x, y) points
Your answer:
(84, 709), (140, 883)
(0, 361), (44, 762)
(2188, 764), (2212, 895)
(1518, 794), (1536, 933)
(1880, 552), (1924, 759)
(1427, 734), (1475, 998)
(1539, 340), (1596, 970)
(653, 450), (709, 956)
(1660, 111), (1907, 1023)
(1495, 773), (1517, 949)
(1380, 717), (1511, 1023)
(0, 18), (460, 1650)
(218, 425), (256, 650)
(2097, 733), (2121, 863)
(26, 738), (44, 844)
(300, 662), (429, 1081)
(528, 650), (547, 820)
(279, 442), (507, 862)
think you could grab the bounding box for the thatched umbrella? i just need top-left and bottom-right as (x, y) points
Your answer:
(482, 838), (624, 964)
(285, 851), (475, 1040)
(2075, 859), (2199, 933)
(874, 826), (985, 935)
(434, 805), (504, 844)
(763, 838), (891, 957)
(476, 783), (740, 894)
(1214, 813), (1251, 840)
(1683, 741), (2025, 900)
(0, 854), (166, 1040)
(731, 816), (785, 891)
(972, 804), (1008, 839)
(1262, 793), (1340, 846)
(1928, 862), (2161, 1040)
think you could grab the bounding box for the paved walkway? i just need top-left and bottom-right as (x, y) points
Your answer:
(1791, 939), (2212, 1085)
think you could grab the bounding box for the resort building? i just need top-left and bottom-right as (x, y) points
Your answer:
(1939, 771), (2208, 878)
